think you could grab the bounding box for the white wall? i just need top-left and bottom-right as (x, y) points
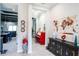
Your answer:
(39, 13), (45, 30)
(28, 4), (32, 54)
(17, 4), (32, 54)
(17, 3), (28, 53)
(32, 12), (46, 32)
(45, 11), (53, 46)
(37, 13), (46, 32)
(46, 3), (79, 45)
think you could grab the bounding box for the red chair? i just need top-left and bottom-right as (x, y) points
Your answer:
(39, 32), (45, 45)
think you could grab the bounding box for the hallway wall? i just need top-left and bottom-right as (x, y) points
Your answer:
(34, 13), (46, 32)
(17, 4), (32, 54)
(38, 13), (46, 31)
(17, 4), (28, 53)
(46, 3), (79, 46)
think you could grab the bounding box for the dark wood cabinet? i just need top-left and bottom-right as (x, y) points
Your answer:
(46, 38), (79, 56)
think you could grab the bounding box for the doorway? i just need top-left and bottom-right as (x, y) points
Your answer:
(32, 18), (36, 38)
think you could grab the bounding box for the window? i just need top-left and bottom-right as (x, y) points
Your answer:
(13, 26), (16, 31)
(8, 26), (13, 31)
(8, 25), (17, 31)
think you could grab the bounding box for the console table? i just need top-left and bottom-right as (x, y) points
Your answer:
(46, 38), (79, 56)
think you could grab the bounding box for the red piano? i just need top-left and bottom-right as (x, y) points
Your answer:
(35, 32), (45, 45)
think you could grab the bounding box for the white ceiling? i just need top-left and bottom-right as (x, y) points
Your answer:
(1, 3), (57, 18)
(32, 3), (57, 18)
(32, 3), (57, 10)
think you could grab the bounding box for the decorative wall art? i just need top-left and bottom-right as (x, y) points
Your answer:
(21, 20), (25, 32)
(52, 15), (79, 42)
(61, 16), (74, 30)
(67, 17), (74, 26)
(61, 20), (67, 30)
(53, 20), (58, 31)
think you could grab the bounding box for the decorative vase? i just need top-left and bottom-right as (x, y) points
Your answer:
(61, 35), (66, 42)
(53, 31), (58, 39)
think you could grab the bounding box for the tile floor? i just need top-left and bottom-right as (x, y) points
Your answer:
(0, 38), (54, 56)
